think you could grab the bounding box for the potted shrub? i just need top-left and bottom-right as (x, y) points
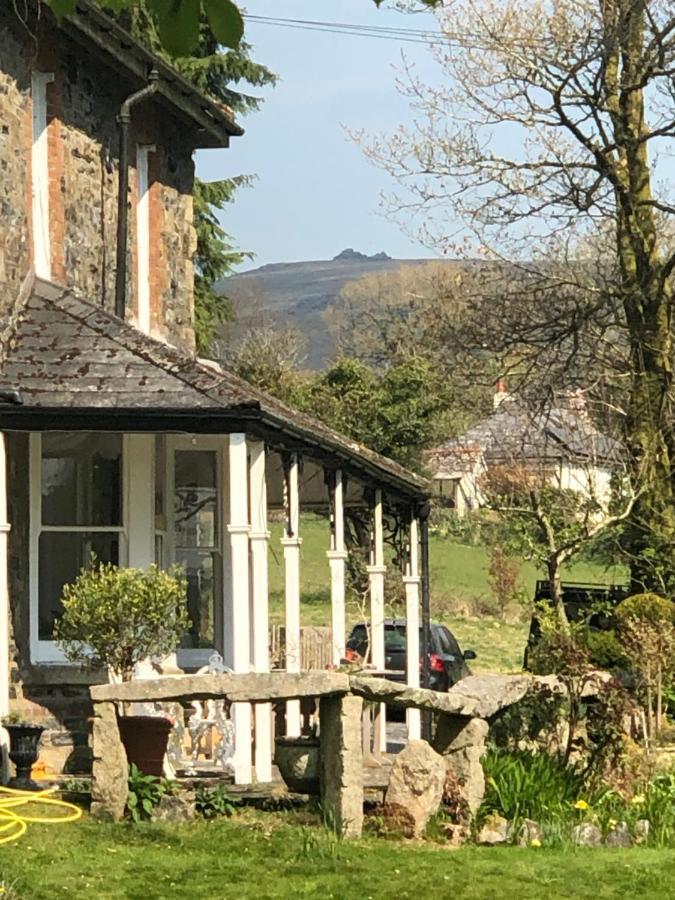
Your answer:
(54, 561), (189, 776)
(2, 713), (45, 791)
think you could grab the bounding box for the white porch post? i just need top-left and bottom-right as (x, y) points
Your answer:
(327, 469), (348, 666)
(403, 513), (421, 740)
(366, 489), (387, 754)
(0, 434), (10, 782)
(224, 433), (252, 784)
(282, 453), (302, 736)
(248, 441), (272, 782)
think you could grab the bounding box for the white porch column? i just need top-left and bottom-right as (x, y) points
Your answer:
(0, 434), (10, 782)
(366, 489), (387, 754)
(403, 513), (421, 740)
(281, 453), (302, 736)
(125, 434), (154, 569)
(248, 441), (272, 783)
(224, 433), (252, 784)
(327, 469), (348, 666)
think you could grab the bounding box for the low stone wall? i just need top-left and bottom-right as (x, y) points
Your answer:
(89, 670), (544, 836)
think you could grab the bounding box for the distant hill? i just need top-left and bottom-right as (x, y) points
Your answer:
(217, 249), (438, 368)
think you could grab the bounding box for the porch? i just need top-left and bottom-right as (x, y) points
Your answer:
(0, 277), (431, 784)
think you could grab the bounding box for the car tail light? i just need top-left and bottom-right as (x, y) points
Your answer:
(419, 653), (445, 672)
(344, 647), (360, 662)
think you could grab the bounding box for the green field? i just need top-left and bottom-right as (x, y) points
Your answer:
(266, 515), (628, 673)
(3, 815), (673, 899)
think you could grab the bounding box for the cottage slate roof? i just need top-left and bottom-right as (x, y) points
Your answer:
(0, 278), (427, 499)
(427, 398), (621, 477)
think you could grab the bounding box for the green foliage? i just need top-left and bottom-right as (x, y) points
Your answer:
(581, 628), (630, 671)
(53, 562), (190, 681)
(195, 784), (238, 820)
(294, 356), (452, 470)
(480, 749), (586, 828)
(46, 0), (244, 56)
(616, 593), (675, 627)
(127, 763), (175, 822)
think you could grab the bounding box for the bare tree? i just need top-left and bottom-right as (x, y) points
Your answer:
(360, 0), (675, 590)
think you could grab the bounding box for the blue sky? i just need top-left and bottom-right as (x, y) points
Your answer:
(195, 1), (442, 270)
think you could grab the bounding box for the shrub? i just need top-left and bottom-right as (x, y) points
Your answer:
(54, 561), (190, 682)
(480, 749), (586, 828)
(582, 629), (629, 672)
(127, 764), (175, 823)
(487, 544), (519, 620)
(195, 785), (238, 820)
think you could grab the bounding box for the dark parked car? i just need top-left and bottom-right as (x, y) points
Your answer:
(344, 619), (476, 692)
(524, 580), (629, 669)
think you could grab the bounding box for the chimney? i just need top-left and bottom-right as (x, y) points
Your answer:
(494, 378), (509, 409)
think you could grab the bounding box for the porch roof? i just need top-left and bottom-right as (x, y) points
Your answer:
(0, 277), (428, 501)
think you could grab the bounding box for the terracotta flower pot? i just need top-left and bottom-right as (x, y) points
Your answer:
(6, 724), (45, 791)
(118, 716), (173, 777)
(274, 736), (320, 795)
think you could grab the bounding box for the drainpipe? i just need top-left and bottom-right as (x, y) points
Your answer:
(418, 500), (432, 741)
(115, 70), (160, 321)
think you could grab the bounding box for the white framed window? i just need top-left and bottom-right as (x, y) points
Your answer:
(29, 432), (126, 664)
(171, 436), (225, 669)
(31, 71), (55, 281)
(136, 144), (155, 334)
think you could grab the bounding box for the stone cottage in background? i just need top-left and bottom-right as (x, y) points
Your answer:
(426, 382), (620, 516)
(0, 2), (430, 782)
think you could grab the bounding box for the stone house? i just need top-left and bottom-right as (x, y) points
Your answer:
(0, 3), (429, 783)
(426, 384), (619, 516)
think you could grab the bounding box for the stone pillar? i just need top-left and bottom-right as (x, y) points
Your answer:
(282, 453), (302, 736)
(432, 714), (489, 816)
(90, 701), (129, 822)
(327, 469), (348, 666)
(366, 489), (387, 754)
(403, 514), (421, 740)
(224, 433), (252, 784)
(319, 694), (364, 838)
(0, 434), (9, 782)
(248, 441), (273, 783)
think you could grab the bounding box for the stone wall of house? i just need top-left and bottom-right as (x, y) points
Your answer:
(0, 7), (197, 353)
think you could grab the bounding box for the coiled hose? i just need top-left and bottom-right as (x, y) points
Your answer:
(0, 785), (82, 845)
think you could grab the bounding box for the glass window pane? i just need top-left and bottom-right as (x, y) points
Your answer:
(42, 433), (122, 526)
(38, 531), (119, 640)
(174, 450), (217, 548)
(177, 548), (217, 649)
(155, 435), (167, 532)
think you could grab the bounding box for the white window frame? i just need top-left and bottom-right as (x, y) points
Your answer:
(136, 144), (156, 334)
(170, 435), (226, 670)
(29, 432), (128, 665)
(31, 71), (55, 281)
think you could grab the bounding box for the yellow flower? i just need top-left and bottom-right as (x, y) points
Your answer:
(608, 819), (618, 828)
(530, 838), (541, 848)
(631, 795), (645, 805)
(574, 800), (589, 810)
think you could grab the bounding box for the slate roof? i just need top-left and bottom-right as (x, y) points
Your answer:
(428, 398), (621, 477)
(0, 278), (427, 499)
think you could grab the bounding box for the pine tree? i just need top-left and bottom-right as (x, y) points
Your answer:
(114, 6), (276, 354)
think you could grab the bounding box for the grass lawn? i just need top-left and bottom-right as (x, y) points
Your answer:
(3, 814), (674, 899)
(265, 516), (627, 673)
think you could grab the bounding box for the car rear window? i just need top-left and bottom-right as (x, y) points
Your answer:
(347, 624), (424, 656)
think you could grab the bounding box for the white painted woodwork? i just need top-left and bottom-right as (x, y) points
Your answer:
(404, 514), (421, 740)
(224, 433), (252, 783)
(248, 441), (272, 782)
(31, 72), (55, 280)
(136, 145), (155, 334)
(327, 469), (347, 666)
(282, 453), (302, 736)
(367, 489), (387, 754)
(125, 434), (154, 569)
(0, 434), (10, 780)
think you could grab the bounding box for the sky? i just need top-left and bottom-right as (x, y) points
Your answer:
(195, 1), (443, 270)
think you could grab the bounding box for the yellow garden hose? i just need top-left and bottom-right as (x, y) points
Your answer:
(0, 784), (82, 845)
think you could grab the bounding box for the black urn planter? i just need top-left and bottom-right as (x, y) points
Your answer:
(5, 724), (45, 791)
